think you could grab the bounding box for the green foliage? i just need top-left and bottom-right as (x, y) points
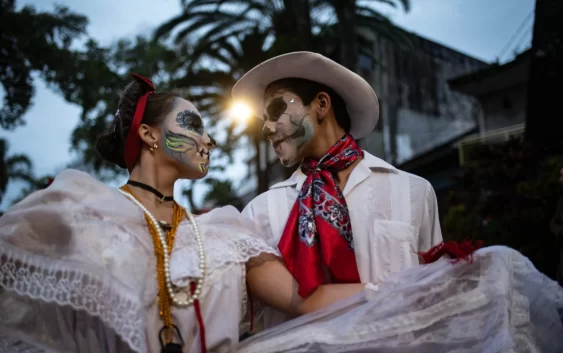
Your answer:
(9, 175), (54, 205)
(0, 0), (88, 129)
(202, 178), (243, 209)
(152, 0), (412, 194)
(443, 138), (563, 278)
(0, 0), (111, 204)
(1, 0), (413, 207)
(67, 37), (187, 179)
(0, 138), (55, 205)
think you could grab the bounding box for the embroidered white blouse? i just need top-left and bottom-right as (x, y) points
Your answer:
(0, 170), (275, 353)
(242, 151), (443, 327)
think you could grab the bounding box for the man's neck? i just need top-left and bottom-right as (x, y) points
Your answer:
(308, 127), (346, 160)
(305, 126), (363, 190)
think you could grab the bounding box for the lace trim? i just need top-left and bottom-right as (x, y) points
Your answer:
(508, 249), (563, 352)
(238, 247), (563, 353)
(0, 241), (146, 353)
(169, 227), (279, 289)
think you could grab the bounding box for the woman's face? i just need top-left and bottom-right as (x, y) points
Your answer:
(160, 99), (216, 179)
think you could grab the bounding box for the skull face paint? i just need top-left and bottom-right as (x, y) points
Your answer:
(262, 91), (315, 167)
(162, 101), (215, 176)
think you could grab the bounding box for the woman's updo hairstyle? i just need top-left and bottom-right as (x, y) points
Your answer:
(96, 78), (182, 169)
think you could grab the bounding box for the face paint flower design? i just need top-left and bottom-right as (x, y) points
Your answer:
(162, 104), (216, 176)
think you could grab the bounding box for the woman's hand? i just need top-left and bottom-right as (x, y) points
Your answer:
(245, 253), (366, 316)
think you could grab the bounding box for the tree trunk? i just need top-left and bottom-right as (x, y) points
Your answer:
(283, 0), (313, 50)
(333, 0), (358, 70)
(525, 0), (563, 151)
(253, 133), (269, 194)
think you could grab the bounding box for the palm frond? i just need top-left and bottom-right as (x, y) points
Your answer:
(153, 12), (193, 40)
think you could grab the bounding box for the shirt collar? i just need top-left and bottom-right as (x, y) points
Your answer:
(269, 151), (397, 191)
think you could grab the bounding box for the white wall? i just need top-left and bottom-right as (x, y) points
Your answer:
(479, 84), (527, 133)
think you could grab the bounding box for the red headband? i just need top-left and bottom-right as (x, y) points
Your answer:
(123, 73), (156, 172)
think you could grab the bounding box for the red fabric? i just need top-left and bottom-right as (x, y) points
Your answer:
(418, 240), (484, 264)
(190, 282), (207, 353)
(279, 134), (362, 298)
(123, 73), (156, 172)
(247, 284), (254, 332)
(45, 177), (54, 188)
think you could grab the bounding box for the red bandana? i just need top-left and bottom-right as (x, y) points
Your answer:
(279, 134), (362, 298)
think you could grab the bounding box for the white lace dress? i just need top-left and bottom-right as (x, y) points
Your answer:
(238, 246), (563, 353)
(2, 171), (563, 353)
(0, 170), (275, 353)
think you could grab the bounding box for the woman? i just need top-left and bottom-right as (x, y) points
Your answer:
(0, 74), (364, 353)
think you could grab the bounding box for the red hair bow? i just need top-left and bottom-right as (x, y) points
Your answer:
(123, 73), (156, 172)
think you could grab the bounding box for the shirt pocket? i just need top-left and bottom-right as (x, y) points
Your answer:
(372, 220), (419, 280)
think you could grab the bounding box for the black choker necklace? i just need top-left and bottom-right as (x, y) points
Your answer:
(127, 180), (174, 202)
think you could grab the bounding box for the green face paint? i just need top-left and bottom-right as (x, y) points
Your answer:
(162, 106), (215, 176)
(165, 131), (197, 152)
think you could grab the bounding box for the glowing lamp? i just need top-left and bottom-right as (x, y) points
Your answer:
(230, 102), (252, 123)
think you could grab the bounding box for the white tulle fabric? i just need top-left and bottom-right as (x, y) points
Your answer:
(0, 169), (277, 353)
(238, 246), (563, 353)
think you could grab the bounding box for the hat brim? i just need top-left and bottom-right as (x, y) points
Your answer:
(231, 52), (379, 140)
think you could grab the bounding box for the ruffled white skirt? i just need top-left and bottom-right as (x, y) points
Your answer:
(237, 246), (563, 353)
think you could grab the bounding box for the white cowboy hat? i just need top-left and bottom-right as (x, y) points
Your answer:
(231, 51), (379, 139)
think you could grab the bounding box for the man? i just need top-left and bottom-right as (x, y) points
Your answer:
(232, 52), (443, 328)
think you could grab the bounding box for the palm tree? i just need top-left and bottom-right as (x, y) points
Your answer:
(154, 0), (414, 193)
(0, 138), (35, 204)
(155, 0), (313, 60)
(155, 0), (412, 69)
(318, 0), (412, 69)
(0, 0), (88, 130)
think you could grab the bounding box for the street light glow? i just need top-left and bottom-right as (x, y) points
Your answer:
(230, 101), (252, 123)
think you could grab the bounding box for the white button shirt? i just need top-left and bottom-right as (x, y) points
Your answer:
(243, 151), (443, 281)
(242, 151), (443, 327)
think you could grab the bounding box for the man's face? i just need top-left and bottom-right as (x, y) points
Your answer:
(161, 99), (216, 178)
(262, 90), (315, 167)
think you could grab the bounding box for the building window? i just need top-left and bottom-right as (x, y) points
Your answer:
(358, 52), (375, 79)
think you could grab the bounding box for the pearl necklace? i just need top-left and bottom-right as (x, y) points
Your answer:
(118, 189), (206, 307)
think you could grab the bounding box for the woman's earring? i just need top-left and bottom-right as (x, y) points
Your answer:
(150, 143), (158, 153)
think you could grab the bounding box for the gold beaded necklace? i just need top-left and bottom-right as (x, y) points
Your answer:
(120, 185), (184, 344)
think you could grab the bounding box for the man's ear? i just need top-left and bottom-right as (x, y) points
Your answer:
(315, 92), (332, 123)
(138, 123), (160, 147)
